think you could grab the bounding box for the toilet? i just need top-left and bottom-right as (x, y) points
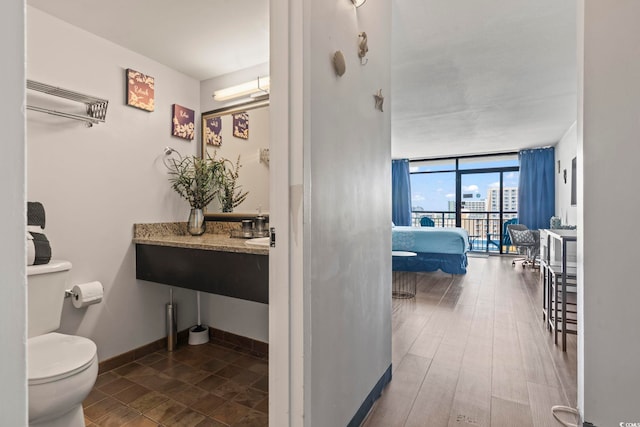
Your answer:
(27, 260), (98, 427)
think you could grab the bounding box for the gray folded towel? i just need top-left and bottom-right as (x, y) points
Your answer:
(28, 231), (52, 265)
(28, 202), (46, 228)
(26, 202), (51, 265)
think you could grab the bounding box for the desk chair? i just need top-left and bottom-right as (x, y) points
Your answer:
(507, 224), (540, 268)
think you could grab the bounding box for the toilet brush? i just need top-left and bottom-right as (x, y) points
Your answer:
(188, 291), (209, 345)
(194, 291), (205, 331)
(166, 288), (177, 351)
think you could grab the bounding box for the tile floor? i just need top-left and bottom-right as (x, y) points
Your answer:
(83, 341), (268, 426)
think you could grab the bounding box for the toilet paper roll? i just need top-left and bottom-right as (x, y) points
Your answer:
(72, 281), (103, 308)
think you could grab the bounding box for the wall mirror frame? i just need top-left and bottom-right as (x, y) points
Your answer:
(201, 98), (270, 222)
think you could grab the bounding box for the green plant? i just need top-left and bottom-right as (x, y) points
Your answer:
(219, 155), (249, 212)
(166, 153), (224, 209)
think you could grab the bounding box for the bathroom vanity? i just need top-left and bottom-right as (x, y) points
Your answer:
(133, 222), (268, 303)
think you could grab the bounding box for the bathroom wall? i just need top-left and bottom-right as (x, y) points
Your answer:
(1, 1), (27, 424)
(554, 122), (577, 225)
(27, 7), (201, 361)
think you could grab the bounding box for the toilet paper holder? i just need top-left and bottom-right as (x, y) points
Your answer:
(64, 283), (100, 299)
(64, 281), (104, 308)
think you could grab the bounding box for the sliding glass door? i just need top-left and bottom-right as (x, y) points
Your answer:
(410, 154), (519, 254)
(460, 171), (499, 252)
(459, 170), (519, 252)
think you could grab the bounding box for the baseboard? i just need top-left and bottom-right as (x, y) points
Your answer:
(98, 328), (190, 374)
(208, 327), (268, 358)
(347, 364), (392, 427)
(98, 326), (268, 374)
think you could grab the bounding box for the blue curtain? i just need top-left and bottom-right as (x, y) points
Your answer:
(518, 147), (555, 230)
(392, 159), (412, 226)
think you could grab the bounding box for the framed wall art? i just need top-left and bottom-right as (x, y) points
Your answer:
(203, 116), (222, 146)
(126, 68), (155, 112)
(171, 104), (195, 140)
(232, 112), (249, 140)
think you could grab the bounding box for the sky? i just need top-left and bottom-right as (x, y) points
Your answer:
(410, 160), (519, 212)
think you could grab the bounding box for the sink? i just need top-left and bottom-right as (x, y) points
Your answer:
(245, 237), (270, 247)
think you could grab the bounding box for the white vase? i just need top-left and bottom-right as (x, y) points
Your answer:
(187, 208), (206, 236)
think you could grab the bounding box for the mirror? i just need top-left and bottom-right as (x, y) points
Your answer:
(201, 98), (270, 219)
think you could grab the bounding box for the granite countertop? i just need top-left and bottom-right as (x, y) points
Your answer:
(133, 222), (268, 255)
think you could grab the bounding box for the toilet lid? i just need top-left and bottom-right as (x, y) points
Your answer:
(28, 333), (97, 385)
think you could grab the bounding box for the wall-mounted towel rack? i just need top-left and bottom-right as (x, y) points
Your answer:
(26, 79), (108, 127)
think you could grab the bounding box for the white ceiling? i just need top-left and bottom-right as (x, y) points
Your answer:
(392, 0), (577, 158)
(27, 0), (269, 81)
(27, 0), (577, 160)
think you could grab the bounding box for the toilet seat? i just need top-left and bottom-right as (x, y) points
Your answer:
(28, 333), (97, 385)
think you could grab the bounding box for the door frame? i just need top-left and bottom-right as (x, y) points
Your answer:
(269, 0), (304, 424)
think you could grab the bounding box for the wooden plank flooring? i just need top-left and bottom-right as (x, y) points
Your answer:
(362, 256), (577, 427)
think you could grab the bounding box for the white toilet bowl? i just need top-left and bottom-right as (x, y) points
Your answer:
(28, 332), (98, 427)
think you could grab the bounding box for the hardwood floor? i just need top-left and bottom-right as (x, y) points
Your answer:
(363, 256), (577, 427)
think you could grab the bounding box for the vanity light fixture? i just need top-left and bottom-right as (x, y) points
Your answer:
(351, 0), (367, 7)
(213, 76), (270, 102)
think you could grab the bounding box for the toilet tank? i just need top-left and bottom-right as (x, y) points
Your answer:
(27, 260), (72, 338)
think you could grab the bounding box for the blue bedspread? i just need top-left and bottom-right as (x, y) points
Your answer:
(392, 226), (470, 254)
(392, 227), (470, 275)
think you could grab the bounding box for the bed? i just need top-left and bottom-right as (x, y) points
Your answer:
(392, 226), (470, 275)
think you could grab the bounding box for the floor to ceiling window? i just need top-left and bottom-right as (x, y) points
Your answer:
(410, 153), (519, 253)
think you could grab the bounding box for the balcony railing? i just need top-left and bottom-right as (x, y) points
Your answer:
(411, 210), (518, 253)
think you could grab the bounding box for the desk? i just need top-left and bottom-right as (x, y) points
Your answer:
(540, 229), (577, 351)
